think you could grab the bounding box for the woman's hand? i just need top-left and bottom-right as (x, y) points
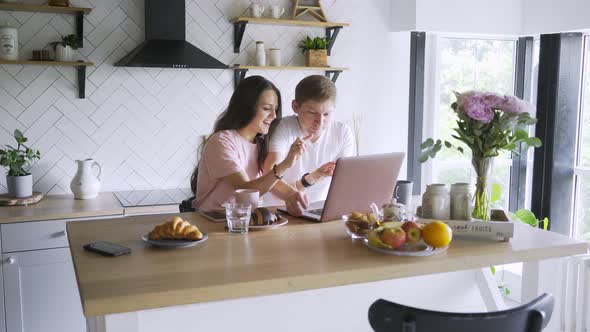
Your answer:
(285, 190), (309, 216)
(280, 135), (311, 170)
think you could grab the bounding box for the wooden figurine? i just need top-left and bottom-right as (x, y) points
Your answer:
(292, 0), (327, 22)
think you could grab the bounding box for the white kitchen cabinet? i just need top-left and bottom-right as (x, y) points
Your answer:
(0, 231), (6, 332)
(2, 248), (86, 332)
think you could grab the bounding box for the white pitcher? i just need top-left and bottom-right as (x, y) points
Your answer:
(70, 158), (102, 199)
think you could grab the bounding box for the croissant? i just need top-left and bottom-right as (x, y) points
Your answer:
(148, 216), (203, 241)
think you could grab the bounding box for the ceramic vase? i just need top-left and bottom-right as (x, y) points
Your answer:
(70, 159), (102, 199)
(55, 44), (73, 62)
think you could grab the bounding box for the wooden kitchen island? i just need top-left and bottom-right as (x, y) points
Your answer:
(67, 213), (588, 332)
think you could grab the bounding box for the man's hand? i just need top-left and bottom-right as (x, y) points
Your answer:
(309, 161), (336, 183)
(285, 190), (309, 216)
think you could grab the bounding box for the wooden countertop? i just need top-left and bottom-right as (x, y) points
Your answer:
(0, 193), (124, 224)
(67, 213), (589, 317)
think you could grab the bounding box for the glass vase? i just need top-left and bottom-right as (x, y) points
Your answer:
(471, 157), (493, 221)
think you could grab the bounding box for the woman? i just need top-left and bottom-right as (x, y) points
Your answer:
(191, 76), (308, 215)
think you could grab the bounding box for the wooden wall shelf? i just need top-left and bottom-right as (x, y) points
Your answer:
(0, 60), (94, 98)
(232, 65), (348, 88)
(0, 3), (92, 48)
(0, 4), (93, 98)
(230, 17), (349, 28)
(230, 17), (349, 54)
(0, 3), (92, 14)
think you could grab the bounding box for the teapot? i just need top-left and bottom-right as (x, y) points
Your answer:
(381, 199), (407, 221)
(70, 158), (102, 199)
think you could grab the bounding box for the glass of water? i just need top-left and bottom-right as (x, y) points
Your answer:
(225, 203), (251, 234)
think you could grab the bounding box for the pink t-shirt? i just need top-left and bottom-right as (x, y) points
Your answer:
(194, 130), (261, 210)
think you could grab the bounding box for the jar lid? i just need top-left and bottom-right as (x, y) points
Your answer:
(256, 41), (264, 44)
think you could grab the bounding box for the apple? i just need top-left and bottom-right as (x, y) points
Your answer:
(380, 227), (406, 249)
(401, 221), (422, 244)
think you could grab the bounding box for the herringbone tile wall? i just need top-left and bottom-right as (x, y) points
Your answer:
(0, 0), (394, 195)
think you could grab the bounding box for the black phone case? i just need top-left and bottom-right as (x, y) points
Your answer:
(83, 242), (131, 256)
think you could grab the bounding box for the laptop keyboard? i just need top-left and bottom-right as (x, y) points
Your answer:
(306, 208), (324, 216)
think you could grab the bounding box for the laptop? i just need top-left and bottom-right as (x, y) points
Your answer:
(278, 152), (405, 222)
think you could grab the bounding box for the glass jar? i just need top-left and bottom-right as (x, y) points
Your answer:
(422, 184), (450, 220)
(450, 183), (473, 220)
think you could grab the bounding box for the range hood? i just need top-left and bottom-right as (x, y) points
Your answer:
(115, 0), (227, 69)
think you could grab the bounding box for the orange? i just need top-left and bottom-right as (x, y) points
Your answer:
(422, 221), (452, 248)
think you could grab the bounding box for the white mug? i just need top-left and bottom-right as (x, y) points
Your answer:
(269, 5), (285, 19)
(250, 4), (265, 18)
(234, 189), (260, 209)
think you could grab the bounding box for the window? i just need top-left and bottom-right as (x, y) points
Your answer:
(573, 35), (590, 243)
(424, 35), (518, 209)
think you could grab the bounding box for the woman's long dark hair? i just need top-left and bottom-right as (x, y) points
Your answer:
(191, 76), (282, 193)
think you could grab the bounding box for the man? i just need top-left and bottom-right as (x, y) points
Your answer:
(264, 75), (355, 206)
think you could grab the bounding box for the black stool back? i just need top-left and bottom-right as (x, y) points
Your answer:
(179, 196), (196, 213)
(368, 293), (554, 332)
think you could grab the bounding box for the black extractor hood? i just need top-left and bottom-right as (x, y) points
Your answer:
(115, 0), (227, 69)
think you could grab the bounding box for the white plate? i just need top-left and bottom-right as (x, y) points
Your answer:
(249, 215), (288, 229)
(141, 232), (208, 248)
(363, 239), (448, 257)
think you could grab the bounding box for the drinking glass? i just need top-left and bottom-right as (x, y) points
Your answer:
(225, 203), (251, 234)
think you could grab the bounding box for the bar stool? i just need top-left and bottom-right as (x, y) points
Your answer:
(368, 293), (554, 332)
(179, 196), (196, 213)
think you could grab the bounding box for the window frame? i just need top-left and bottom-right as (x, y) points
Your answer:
(420, 32), (521, 207)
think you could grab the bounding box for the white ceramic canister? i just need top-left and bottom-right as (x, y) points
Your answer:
(255, 41), (266, 66)
(70, 158), (102, 199)
(55, 44), (73, 61)
(268, 48), (281, 66)
(0, 26), (18, 61)
(450, 182), (473, 220)
(422, 183), (450, 220)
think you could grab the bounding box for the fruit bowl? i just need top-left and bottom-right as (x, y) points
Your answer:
(363, 239), (448, 256)
(342, 214), (371, 239)
(364, 220), (452, 256)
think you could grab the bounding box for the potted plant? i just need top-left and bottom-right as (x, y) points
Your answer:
(298, 36), (330, 67)
(49, 34), (79, 62)
(0, 130), (41, 198)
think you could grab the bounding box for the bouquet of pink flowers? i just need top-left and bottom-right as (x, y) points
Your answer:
(420, 91), (541, 220)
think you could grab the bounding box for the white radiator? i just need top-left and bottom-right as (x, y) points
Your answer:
(561, 254), (590, 332)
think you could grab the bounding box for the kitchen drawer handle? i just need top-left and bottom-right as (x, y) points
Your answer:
(7, 257), (16, 265)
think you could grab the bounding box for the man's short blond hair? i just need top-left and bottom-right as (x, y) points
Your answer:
(295, 75), (337, 105)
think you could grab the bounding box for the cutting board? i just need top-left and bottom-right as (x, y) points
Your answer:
(0, 192), (45, 206)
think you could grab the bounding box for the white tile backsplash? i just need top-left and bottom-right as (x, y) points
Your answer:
(0, 0), (408, 195)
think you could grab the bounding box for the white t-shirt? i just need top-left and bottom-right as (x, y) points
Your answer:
(264, 115), (355, 205)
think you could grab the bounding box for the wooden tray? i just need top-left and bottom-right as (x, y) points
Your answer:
(0, 192), (45, 206)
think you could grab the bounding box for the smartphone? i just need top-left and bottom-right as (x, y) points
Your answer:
(199, 210), (227, 223)
(83, 241), (131, 257)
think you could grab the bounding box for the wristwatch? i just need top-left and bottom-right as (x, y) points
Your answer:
(301, 173), (313, 187)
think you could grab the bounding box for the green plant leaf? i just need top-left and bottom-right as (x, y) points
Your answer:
(420, 138), (434, 149)
(490, 266), (496, 275)
(542, 217), (549, 230)
(490, 183), (502, 203)
(515, 209), (538, 227)
(418, 150), (430, 163)
(527, 137), (542, 147)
